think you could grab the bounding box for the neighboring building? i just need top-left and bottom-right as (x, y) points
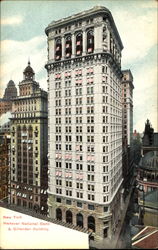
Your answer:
(45, 6), (125, 247)
(0, 80), (17, 117)
(132, 130), (142, 166)
(137, 151), (158, 227)
(0, 121), (10, 134)
(0, 135), (10, 201)
(132, 226), (158, 249)
(0, 112), (11, 202)
(121, 70), (134, 193)
(3, 80), (18, 100)
(10, 61), (48, 215)
(141, 119), (158, 155)
(136, 120), (158, 227)
(0, 112), (12, 135)
(121, 69), (134, 147)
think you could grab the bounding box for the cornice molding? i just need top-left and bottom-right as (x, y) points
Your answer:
(45, 52), (122, 78)
(45, 6), (123, 50)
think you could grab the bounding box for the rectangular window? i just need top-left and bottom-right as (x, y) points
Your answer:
(56, 197), (61, 203)
(88, 204), (95, 210)
(66, 199), (72, 205)
(77, 202), (82, 208)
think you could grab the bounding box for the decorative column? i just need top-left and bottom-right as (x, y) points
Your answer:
(72, 33), (75, 58)
(62, 36), (65, 60)
(82, 29), (86, 56)
(48, 38), (55, 61)
(94, 24), (102, 53)
(106, 26), (110, 52)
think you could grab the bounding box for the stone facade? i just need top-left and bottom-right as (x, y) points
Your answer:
(45, 6), (124, 246)
(0, 135), (10, 201)
(121, 70), (134, 147)
(10, 61), (48, 214)
(121, 70), (134, 192)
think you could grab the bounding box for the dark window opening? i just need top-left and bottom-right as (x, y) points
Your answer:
(88, 216), (95, 232)
(65, 36), (72, 58)
(76, 33), (83, 56)
(56, 208), (62, 221)
(87, 30), (94, 54)
(55, 39), (62, 60)
(66, 210), (73, 224)
(76, 213), (83, 228)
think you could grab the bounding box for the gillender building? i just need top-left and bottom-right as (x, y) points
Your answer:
(45, 6), (128, 248)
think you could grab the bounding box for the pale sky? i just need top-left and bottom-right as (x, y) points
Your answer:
(1, 0), (158, 132)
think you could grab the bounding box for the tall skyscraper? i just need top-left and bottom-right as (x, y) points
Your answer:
(121, 70), (134, 146)
(121, 70), (134, 194)
(45, 6), (124, 245)
(10, 61), (48, 214)
(3, 80), (18, 100)
(0, 80), (17, 117)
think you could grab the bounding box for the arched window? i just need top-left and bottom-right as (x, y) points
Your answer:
(56, 208), (62, 221)
(66, 210), (73, 224)
(76, 33), (83, 56)
(87, 30), (94, 54)
(55, 38), (62, 60)
(76, 213), (83, 228)
(65, 36), (72, 58)
(88, 215), (95, 232)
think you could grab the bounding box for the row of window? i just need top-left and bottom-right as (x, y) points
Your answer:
(56, 106), (95, 116)
(55, 114), (121, 126)
(56, 180), (98, 191)
(55, 141), (112, 153)
(55, 172), (109, 182)
(56, 125), (121, 134)
(54, 18), (93, 35)
(56, 116), (95, 124)
(55, 68), (93, 79)
(55, 161), (109, 173)
(55, 30), (94, 60)
(16, 105), (37, 112)
(55, 188), (109, 202)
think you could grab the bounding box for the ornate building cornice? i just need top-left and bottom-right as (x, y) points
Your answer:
(45, 52), (122, 78)
(45, 6), (123, 50)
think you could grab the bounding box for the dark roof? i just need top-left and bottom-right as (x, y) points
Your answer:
(132, 226), (158, 249)
(144, 189), (158, 206)
(3, 80), (17, 99)
(139, 151), (158, 171)
(7, 80), (15, 87)
(23, 61), (34, 74)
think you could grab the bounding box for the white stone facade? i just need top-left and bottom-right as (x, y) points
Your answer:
(10, 62), (48, 214)
(46, 6), (124, 242)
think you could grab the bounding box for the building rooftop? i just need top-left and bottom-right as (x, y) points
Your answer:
(132, 226), (158, 249)
(23, 61), (35, 75)
(3, 80), (17, 100)
(45, 5), (123, 49)
(144, 189), (158, 208)
(139, 151), (158, 171)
